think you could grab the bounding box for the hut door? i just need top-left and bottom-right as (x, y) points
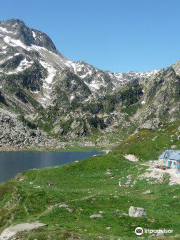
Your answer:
(168, 161), (172, 168)
(172, 162), (176, 169)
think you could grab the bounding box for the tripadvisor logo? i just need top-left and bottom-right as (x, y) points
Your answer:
(135, 227), (173, 235)
(135, 227), (143, 235)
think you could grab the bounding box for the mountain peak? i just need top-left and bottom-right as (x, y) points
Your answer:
(0, 18), (57, 52)
(0, 18), (25, 26)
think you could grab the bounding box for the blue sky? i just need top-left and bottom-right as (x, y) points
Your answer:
(0, 0), (180, 72)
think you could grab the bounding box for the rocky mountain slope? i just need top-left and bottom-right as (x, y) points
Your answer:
(0, 18), (180, 146)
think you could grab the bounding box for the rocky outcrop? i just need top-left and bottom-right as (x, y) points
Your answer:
(140, 118), (162, 130)
(0, 108), (57, 147)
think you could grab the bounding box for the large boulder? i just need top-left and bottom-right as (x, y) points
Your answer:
(124, 154), (139, 162)
(129, 206), (147, 217)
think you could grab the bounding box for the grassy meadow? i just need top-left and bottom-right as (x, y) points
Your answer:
(1, 121), (180, 239)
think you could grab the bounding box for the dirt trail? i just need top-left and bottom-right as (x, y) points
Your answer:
(141, 160), (180, 185)
(0, 222), (46, 240)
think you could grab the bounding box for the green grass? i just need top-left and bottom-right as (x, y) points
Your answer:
(65, 145), (103, 152)
(0, 151), (179, 239)
(1, 121), (180, 239)
(116, 120), (180, 161)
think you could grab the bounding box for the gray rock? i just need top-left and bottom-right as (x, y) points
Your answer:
(171, 145), (177, 149)
(0, 109), (59, 148)
(141, 118), (162, 130)
(142, 190), (154, 195)
(66, 208), (74, 213)
(129, 206), (147, 217)
(106, 150), (111, 154)
(173, 195), (179, 199)
(90, 214), (102, 219)
(106, 227), (111, 230)
(99, 211), (105, 214)
(156, 230), (164, 236)
(59, 204), (68, 208)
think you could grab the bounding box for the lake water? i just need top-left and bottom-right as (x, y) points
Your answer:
(0, 151), (102, 184)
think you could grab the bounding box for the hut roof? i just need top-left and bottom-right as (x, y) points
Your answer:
(159, 150), (180, 161)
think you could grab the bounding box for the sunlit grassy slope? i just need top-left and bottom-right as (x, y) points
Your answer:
(1, 121), (180, 239)
(116, 120), (180, 161)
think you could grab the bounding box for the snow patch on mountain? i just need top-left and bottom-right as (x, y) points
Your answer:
(37, 60), (57, 107)
(0, 53), (20, 65)
(32, 31), (37, 39)
(4, 36), (27, 49)
(16, 58), (33, 72)
(65, 60), (94, 79)
(40, 61), (56, 84)
(0, 26), (13, 34)
(88, 81), (101, 90)
(143, 70), (159, 77)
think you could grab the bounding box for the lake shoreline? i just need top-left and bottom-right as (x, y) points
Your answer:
(0, 145), (104, 152)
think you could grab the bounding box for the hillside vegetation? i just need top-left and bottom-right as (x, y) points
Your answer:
(116, 120), (180, 161)
(1, 121), (180, 239)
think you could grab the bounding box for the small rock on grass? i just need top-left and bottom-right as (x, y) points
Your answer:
(90, 214), (102, 219)
(157, 230), (164, 236)
(106, 227), (111, 230)
(66, 208), (74, 213)
(142, 190), (154, 195)
(173, 195), (179, 199)
(60, 204), (68, 208)
(129, 206), (147, 217)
